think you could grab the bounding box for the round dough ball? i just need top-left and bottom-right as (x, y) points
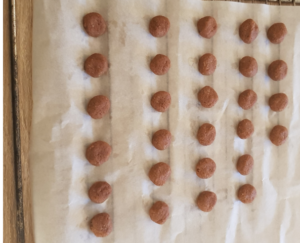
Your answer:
(84, 53), (108, 78)
(239, 56), (258, 78)
(239, 19), (259, 44)
(86, 141), (112, 166)
(267, 23), (287, 44)
(238, 89), (257, 110)
(148, 162), (171, 186)
(149, 201), (169, 224)
(196, 191), (217, 212)
(197, 16), (218, 39)
(150, 54), (171, 75)
(237, 119), (254, 139)
(152, 129), (172, 150)
(268, 60), (288, 81)
(83, 13), (106, 37)
(197, 86), (218, 108)
(269, 93), (288, 112)
(90, 213), (112, 237)
(198, 53), (217, 76)
(87, 95), (110, 119)
(149, 16), (170, 37)
(269, 125), (288, 146)
(236, 154), (253, 175)
(151, 91), (171, 112)
(196, 158), (216, 179)
(88, 181), (112, 203)
(197, 123), (216, 146)
(237, 184), (256, 204)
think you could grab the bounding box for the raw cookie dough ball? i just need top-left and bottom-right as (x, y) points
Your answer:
(149, 16), (170, 37)
(151, 91), (171, 112)
(269, 93), (288, 112)
(268, 60), (288, 81)
(239, 19), (259, 44)
(197, 123), (216, 146)
(149, 201), (169, 224)
(88, 181), (112, 203)
(269, 125), (288, 146)
(87, 95), (110, 119)
(152, 129), (172, 150)
(267, 23), (287, 44)
(90, 213), (112, 237)
(196, 158), (216, 179)
(83, 13), (106, 37)
(239, 56), (258, 78)
(86, 141), (112, 166)
(196, 191), (217, 212)
(237, 184), (256, 204)
(150, 54), (171, 75)
(198, 53), (217, 76)
(84, 53), (108, 78)
(236, 154), (253, 175)
(237, 119), (254, 139)
(197, 16), (218, 39)
(197, 86), (218, 108)
(148, 162), (171, 186)
(238, 89), (257, 110)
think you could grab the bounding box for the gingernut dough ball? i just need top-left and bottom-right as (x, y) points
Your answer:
(83, 13), (106, 37)
(236, 154), (253, 175)
(86, 141), (112, 166)
(149, 201), (169, 224)
(150, 54), (171, 75)
(268, 60), (288, 81)
(84, 53), (108, 78)
(151, 91), (171, 112)
(197, 86), (218, 108)
(238, 89), (257, 110)
(87, 95), (110, 119)
(149, 16), (170, 37)
(239, 56), (258, 78)
(196, 158), (216, 179)
(237, 184), (256, 204)
(90, 213), (112, 237)
(269, 93), (288, 112)
(88, 181), (112, 203)
(196, 191), (217, 212)
(148, 162), (171, 186)
(267, 23), (287, 44)
(197, 123), (216, 146)
(152, 129), (172, 150)
(237, 119), (254, 139)
(269, 125), (288, 146)
(198, 53), (217, 76)
(197, 16), (218, 39)
(239, 19), (259, 44)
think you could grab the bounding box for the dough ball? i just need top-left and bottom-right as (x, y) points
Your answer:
(90, 213), (112, 237)
(88, 181), (112, 203)
(198, 53), (217, 75)
(237, 184), (256, 204)
(239, 19), (259, 44)
(86, 141), (112, 166)
(269, 125), (288, 146)
(151, 91), (171, 112)
(152, 129), (172, 150)
(84, 53), (108, 78)
(197, 86), (218, 108)
(238, 89), (257, 110)
(237, 119), (254, 139)
(83, 13), (106, 37)
(197, 123), (216, 146)
(197, 16), (217, 39)
(196, 191), (217, 212)
(268, 60), (288, 81)
(239, 56), (258, 78)
(150, 54), (171, 75)
(148, 162), (171, 186)
(149, 201), (169, 224)
(236, 154), (253, 175)
(87, 95), (110, 119)
(269, 93), (288, 112)
(149, 16), (170, 37)
(195, 158), (216, 179)
(267, 23), (287, 44)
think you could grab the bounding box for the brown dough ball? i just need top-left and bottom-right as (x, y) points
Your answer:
(90, 213), (112, 237)
(87, 95), (110, 119)
(88, 181), (112, 203)
(236, 154), (253, 175)
(149, 16), (170, 37)
(84, 53), (108, 78)
(239, 56), (258, 78)
(148, 162), (171, 186)
(237, 119), (254, 139)
(198, 53), (217, 76)
(197, 86), (218, 108)
(239, 19), (259, 44)
(195, 158), (216, 179)
(152, 129), (172, 150)
(237, 184), (256, 204)
(86, 141), (112, 166)
(197, 123), (216, 146)
(269, 93), (288, 112)
(238, 89), (257, 110)
(269, 125), (288, 146)
(150, 54), (171, 75)
(197, 16), (218, 39)
(267, 23), (287, 44)
(196, 191), (217, 212)
(149, 201), (169, 224)
(83, 13), (106, 37)
(151, 91), (171, 112)
(268, 60), (288, 81)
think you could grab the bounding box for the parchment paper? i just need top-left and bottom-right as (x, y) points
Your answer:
(31, 0), (300, 242)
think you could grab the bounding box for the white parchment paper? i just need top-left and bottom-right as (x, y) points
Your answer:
(31, 0), (300, 242)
